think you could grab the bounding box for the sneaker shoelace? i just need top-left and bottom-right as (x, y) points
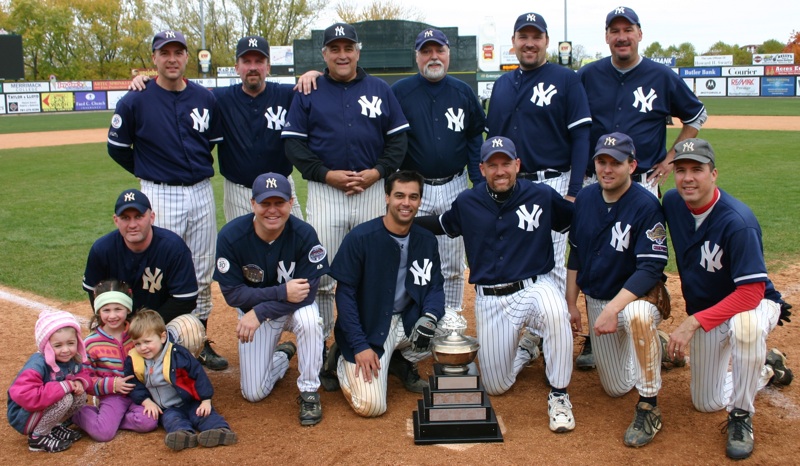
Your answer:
(721, 413), (753, 441)
(550, 394), (572, 418)
(34, 434), (65, 450)
(633, 407), (657, 434)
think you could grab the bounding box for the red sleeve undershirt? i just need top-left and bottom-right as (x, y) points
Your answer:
(694, 282), (766, 331)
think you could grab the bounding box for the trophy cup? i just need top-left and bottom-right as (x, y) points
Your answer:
(412, 308), (503, 444)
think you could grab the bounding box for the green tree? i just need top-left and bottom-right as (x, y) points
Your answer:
(668, 42), (696, 67)
(335, 0), (424, 23)
(4, 0), (75, 80)
(758, 39), (786, 54)
(642, 41), (666, 58)
(703, 40), (750, 65)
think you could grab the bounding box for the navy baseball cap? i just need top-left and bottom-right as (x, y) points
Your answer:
(594, 132), (636, 162)
(671, 138), (716, 165)
(236, 36), (270, 59)
(323, 23), (359, 46)
(514, 13), (548, 34)
(481, 137), (518, 162)
(152, 30), (187, 51)
(415, 29), (449, 50)
(252, 173), (291, 203)
(115, 189), (151, 215)
(606, 6), (640, 28)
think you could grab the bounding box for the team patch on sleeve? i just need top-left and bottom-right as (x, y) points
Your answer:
(309, 245), (327, 263)
(242, 265), (265, 283)
(216, 257), (230, 273)
(111, 114), (122, 129)
(646, 222), (668, 253)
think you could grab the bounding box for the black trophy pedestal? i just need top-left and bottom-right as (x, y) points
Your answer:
(412, 363), (503, 444)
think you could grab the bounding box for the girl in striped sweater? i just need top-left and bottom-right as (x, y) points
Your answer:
(71, 280), (158, 441)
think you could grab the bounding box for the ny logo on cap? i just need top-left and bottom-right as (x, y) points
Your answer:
(527, 14), (536, 22)
(165, 31), (176, 38)
(424, 30), (434, 38)
(491, 138), (504, 148)
(265, 177), (278, 189)
(614, 7), (626, 14)
(604, 136), (617, 146)
(682, 141), (694, 152)
(249, 38), (258, 47)
(335, 26), (345, 36)
(124, 192), (136, 202)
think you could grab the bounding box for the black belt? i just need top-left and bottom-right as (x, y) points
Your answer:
(424, 169), (464, 186)
(518, 171), (562, 181)
(477, 277), (536, 296)
(150, 180), (202, 187)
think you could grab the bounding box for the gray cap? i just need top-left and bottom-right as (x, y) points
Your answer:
(671, 138), (716, 164)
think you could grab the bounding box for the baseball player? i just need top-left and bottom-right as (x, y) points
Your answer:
(282, 22), (409, 387)
(83, 189), (198, 326)
(418, 137), (577, 432)
(328, 171), (445, 417)
(391, 28), (486, 318)
(663, 139), (792, 460)
(107, 30), (227, 370)
(485, 12), (591, 307)
(566, 133), (669, 447)
(214, 173), (329, 426)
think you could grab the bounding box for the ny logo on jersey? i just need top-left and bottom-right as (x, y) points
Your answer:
(410, 259), (432, 286)
(632, 87), (658, 113)
(700, 241), (723, 272)
(358, 96), (383, 118)
(335, 26), (345, 36)
(190, 108), (210, 132)
(610, 222), (632, 252)
(516, 204), (542, 231)
(142, 267), (163, 293)
(530, 83), (557, 107)
(264, 106), (287, 130)
(277, 261), (296, 283)
(248, 38), (258, 47)
(445, 107), (464, 132)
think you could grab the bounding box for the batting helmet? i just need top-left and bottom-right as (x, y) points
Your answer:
(166, 314), (206, 358)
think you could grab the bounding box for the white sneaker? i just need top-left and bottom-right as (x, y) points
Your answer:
(548, 392), (575, 432)
(518, 329), (541, 366)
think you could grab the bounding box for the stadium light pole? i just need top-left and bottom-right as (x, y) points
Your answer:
(564, 0), (568, 41)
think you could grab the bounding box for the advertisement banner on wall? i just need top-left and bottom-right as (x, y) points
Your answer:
(695, 77), (726, 96)
(3, 82), (49, 93)
(721, 66), (762, 77)
(682, 78), (695, 93)
(93, 80), (132, 91)
(270, 46), (294, 66)
(478, 81), (494, 100)
(0, 94), (6, 114)
(648, 57), (676, 67)
(765, 65), (800, 76)
(75, 91), (108, 111)
(797, 77), (800, 96)
(50, 81), (93, 91)
(499, 44), (519, 65)
(189, 78), (216, 88)
(41, 92), (75, 112)
(753, 53), (794, 65)
(694, 55), (733, 67)
(761, 76), (796, 96)
(6, 93), (41, 113)
(727, 78), (760, 96)
(107, 90), (128, 110)
(679, 67), (721, 77)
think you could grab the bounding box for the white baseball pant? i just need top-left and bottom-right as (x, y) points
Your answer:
(141, 179), (216, 321)
(223, 175), (304, 222)
(237, 303), (323, 402)
(690, 299), (780, 414)
(536, 171), (570, 295)
(475, 275), (573, 396)
(586, 296), (663, 398)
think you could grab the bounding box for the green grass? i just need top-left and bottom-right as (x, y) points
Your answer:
(0, 111), (113, 134)
(700, 97), (800, 116)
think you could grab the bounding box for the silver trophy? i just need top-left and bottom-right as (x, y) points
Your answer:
(431, 307), (480, 374)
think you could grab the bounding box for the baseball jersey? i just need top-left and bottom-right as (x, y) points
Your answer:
(330, 218), (445, 363)
(391, 73), (485, 182)
(663, 188), (772, 315)
(439, 180), (574, 285)
(568, 182), (668, 300)
(281, 68), (410, 175)
(577, 57), (705, 172)
(107, 79), (222, 185)
(214, 214), (330, 322)
(485, 62), (592, 195)
(213, 82), (296, 186)
(83, 226), (198, 312)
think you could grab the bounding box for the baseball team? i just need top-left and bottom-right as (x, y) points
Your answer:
(6, 6), (794, 461)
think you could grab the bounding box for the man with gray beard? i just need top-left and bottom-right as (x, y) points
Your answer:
(387, 28), (486, 390)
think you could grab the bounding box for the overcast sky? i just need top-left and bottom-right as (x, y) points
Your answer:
(310, 0), (798, 58)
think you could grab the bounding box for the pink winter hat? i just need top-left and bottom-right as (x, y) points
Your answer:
(34, 310), (86, 373)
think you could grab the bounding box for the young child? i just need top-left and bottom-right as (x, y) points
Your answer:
(8, 310), (92, 452)
(123, 309), (237, 451)
(72, 280), (159, 441)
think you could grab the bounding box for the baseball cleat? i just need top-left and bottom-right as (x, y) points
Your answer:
(388, 350), (428, 393)
(298, 392), (323, 426)
(723, 409), (754, 460)
(623, 402), (662, 447)
(276, 341), (297, 361)
(547, 392), (575, 433)
(199, 340), (229, 371)
(765, 348), (793, 386)
(320, 342), (341, 392)
(575, 335), (596, 370)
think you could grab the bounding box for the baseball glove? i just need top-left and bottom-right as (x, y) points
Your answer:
(642, 280), (671, 320)
(166, 314), (206, 358)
